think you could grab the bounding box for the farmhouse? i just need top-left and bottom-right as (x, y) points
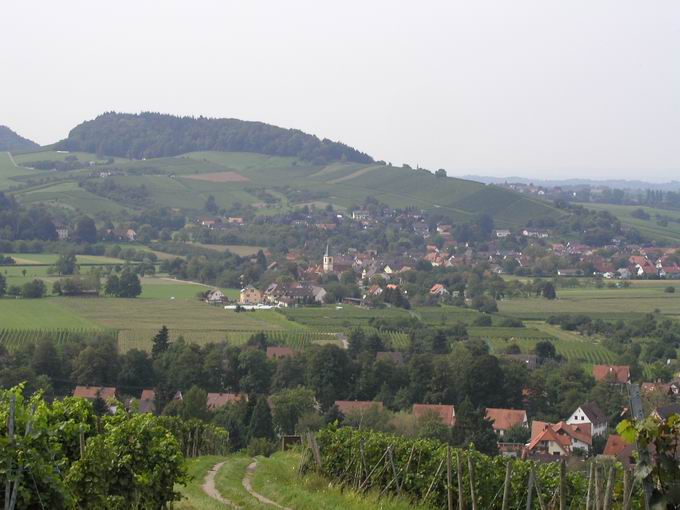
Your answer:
(239, 285), (262, 305)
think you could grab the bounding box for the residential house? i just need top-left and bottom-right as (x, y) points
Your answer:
(485, 408), (528, 437)
(629, 256), (657, 277)
(352, 210), (370, 220)
(526, 421), (592, 457)
(239, 285), (262, 305)
(73, 386), (118, 401)
(139, 389), (156, 414)
(266, 346), (297, 360)
(429, 284), (450, 297)
(566, 402), (608, 437)
(592, 365), (630, 384)
(494, 229), (512, 238)
(73, 386), (119, 412)
(206, 392), (246, 411)
(205, 289), (226, 304)
(56, 226), (69, 241)
(412, 404), (456, 427)
(602, 434), (636, 468)
(651, 403), (680, 421)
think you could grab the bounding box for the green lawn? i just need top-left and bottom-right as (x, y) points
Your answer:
(0, 152), (43, 189)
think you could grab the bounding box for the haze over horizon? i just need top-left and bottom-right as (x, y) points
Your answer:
(2, 0), (679, 181)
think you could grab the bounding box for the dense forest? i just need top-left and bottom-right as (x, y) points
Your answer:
(56, 112), (374, 164)
(0, 125), (39, 152)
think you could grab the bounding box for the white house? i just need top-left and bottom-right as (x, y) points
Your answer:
(205, 289), (226, 304)
(566, 402), (608, 437)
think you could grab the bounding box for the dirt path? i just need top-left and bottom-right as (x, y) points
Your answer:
(201, 461), (241, 509)
(5, 152), (18, 167)
(242, 461), (292, 510)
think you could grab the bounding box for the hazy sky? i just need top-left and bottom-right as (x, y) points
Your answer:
(2, 1), (679, 180)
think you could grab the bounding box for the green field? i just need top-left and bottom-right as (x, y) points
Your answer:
(485, 321), (615, 364)
(0, 152), (43, 189)
(499, 284), (680, 319)
(0, 299), (101, 329)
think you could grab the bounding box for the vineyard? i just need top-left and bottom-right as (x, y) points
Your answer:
(304, 427), (643, 509)
(0, 328), (112, 351)
(116, 328), (346, 352)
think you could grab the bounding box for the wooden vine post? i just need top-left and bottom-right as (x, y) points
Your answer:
(603, 466), (615, 510)
(525, 467), (535, 510)
(501, 460), (512, 510)
(446, 446), (453, 510)
(467, 455), (477, 510)
(585, 462), (594, 510)
(456, 450), (465, 510)
(559, 459), (567, 510)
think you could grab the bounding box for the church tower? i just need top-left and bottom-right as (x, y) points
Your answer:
(323, 243), (334, 273)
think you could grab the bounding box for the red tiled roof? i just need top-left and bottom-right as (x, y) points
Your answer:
(207, 392), (245, 410)
(603, 434), (632, 457)
(485, 408), (527, 431)
(593, 365), (630, 384)
(413, 404), (456, 427)
(266, 346), (297, 359)
(140, 389), (155, 401)
(73, 386), (117, 400)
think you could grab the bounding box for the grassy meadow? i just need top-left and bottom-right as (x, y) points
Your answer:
(176, 451), (433, 510)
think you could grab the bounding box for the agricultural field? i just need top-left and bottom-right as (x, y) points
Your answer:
(0, 151), (43, 189)
(0, 299), (100, 329)
(188, 243), (266, 257)
(483, 321), (615, 364)
(498, 284), (680, 319)
(7, 147), (564, 229)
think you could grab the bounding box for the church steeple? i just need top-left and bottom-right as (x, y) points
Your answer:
(323, 243), (334, 273)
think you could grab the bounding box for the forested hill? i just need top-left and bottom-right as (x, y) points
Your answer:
(0, 125), (40, 152)
(56, 112), (374, 164)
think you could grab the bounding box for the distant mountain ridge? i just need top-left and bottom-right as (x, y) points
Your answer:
(56, 112), (374, 165)
(0, 125), (40, 152)
(464, 174), (680, 191)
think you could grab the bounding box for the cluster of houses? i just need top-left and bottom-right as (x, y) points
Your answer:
(71, 361), (680, 465)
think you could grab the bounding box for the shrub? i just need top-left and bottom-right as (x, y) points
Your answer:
(247, 437), (277, 457)
(665, 286), (676, 294)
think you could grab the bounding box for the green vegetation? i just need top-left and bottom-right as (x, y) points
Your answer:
(57, 112), (374, 164)
(0, 125), (39, 152)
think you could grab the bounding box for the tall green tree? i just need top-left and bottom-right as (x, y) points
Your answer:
(151, 326), (170, 359)
(248, 396), (274, 440)
(450, 398), (498, 455)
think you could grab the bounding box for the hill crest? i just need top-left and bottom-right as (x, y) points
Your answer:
(0, 125), (40, 152)
(56, 112), (374, 165)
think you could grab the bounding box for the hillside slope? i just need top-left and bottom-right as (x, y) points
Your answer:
(56, 112), (373, 164)
(0, 125), (39, 152)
